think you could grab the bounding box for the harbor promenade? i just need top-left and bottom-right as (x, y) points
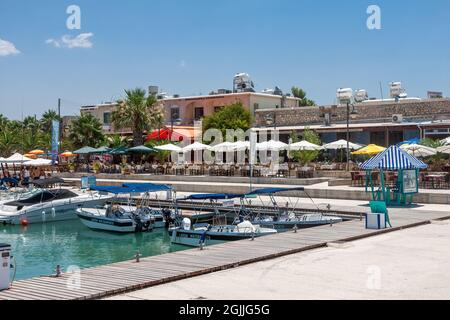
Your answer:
(0, 202), (448, 300)
(107, 222), (450, 300)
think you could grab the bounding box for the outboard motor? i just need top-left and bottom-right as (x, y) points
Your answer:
(163, 209), (174, 228)
(182, 218), (191, 231)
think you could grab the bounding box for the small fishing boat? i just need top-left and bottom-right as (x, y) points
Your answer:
(76, 183), (173, 233)
(238, 187), (343, 231)
(168, 193), (277, 247)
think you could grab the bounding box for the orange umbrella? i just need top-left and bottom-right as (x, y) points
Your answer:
(60, 151), (76, 158)
(29, 149), (45, 155)
(24, 153), (38, 159)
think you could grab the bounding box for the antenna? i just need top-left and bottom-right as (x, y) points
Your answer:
(379, 82), (384, 100)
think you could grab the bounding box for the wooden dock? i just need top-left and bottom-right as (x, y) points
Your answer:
(1, 208), (449, 300)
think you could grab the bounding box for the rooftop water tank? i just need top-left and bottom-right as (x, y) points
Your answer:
(337, 88), (353, 104)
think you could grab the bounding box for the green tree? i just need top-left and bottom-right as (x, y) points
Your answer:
(0, 114), (10, 131)
(68, 113), (105, 149)
(112, 88), (164, 146)
(289, 128), (321, 165)
(107, 134), (126, 149)
(40, 109), (60, 133)
(202, 102), (252, 138)
(420, 138), (442, 149)
(0, 124), (19, 157)
(291, 86), (316, 107)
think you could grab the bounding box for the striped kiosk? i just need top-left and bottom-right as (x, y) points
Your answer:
(360, 145), (427, 207)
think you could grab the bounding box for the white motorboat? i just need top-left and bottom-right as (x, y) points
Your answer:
(76, 206), (154, 233)
(76, 183), (174, 233)
(238, 187), (343, 231)
(169, 218), (277, 247)
(168, 193), (277, 247)
(0, 178), (112, 225)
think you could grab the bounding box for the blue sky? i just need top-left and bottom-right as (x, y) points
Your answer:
(0, 0), (449, 119)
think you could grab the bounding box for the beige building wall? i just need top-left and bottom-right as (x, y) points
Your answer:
(80, 103), (132, 135)
(163, 93), (300, 126)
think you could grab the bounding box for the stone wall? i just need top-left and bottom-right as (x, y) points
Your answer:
(254, 98), (450, 127)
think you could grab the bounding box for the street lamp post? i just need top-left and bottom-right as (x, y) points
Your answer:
(346, 102), (357, 171)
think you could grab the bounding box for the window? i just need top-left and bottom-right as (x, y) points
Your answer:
(194, 107), (204, 120)
(254, 103), (259, 110)
(170, 108), (180, 122)
(103, 112), (111, 125)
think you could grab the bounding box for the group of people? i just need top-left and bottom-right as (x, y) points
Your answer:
(1, 166), (48, 187)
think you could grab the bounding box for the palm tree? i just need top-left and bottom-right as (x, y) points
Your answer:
(0, 124), (19, 157)
(112, 88), (164, 146)
(41, 109), (60, 133)
(0, 114), (9, 131)
(107, 134), (126, 148)
(68, 113), (105, 149)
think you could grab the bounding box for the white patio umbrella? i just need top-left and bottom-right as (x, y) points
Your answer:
(154, 143), (183, 152)
(289, 140), (323, 151)
(182, 142), (212, 152)
(2, 153), (32, 163)
(211, 142), (236, 152)
(440, 137), (450, 145)
(400, 144), (437, 157)
(232, 141), (250, 151)
(256, 140), (289, 151)
(322, 139), (362, 150)
(23, 158), (54, 166)
(437, 145), (450, 154)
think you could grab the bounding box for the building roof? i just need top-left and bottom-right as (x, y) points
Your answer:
(162, 92), (301, 102)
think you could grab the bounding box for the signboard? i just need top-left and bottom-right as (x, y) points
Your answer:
(81, 176), (97, 190)
(51, 120), (60, 165)
(427, 91), (443, 99)
(402, 170), (418, 194)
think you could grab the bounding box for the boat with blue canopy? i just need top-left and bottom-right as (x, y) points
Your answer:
(169, 192), (277, 247)
(238, 187), (343, 231)
(76, 183), (174, 233)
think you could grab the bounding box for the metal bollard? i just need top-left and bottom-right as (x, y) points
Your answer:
(293, 225), (298, 233)
(135, 251), (141, 263)
(55, 265), (62, 277)
(199, 241), (204, 250)
(251, 232), (255, 241)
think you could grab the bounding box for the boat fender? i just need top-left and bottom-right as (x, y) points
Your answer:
(20, 218), (29, 226)
(42, 211), (46, 222)
(51, 207), (56, 218)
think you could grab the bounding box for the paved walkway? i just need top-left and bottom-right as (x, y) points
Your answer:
(106, 221), (450, 300)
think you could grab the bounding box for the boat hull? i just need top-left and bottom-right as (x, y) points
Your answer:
(169, 227), (277, 247)
(0, 196), (110, 225)
(77, 212), (138, 233)
(255, 217), (343, 231)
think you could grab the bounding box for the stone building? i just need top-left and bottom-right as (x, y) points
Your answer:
(254, 98), (450, 146)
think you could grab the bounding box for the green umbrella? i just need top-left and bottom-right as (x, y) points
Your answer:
(73, 146), (97, 155)
(110, 146), (129, 155)
(91, 146), (112, 154)
(127, 145), (157, 154)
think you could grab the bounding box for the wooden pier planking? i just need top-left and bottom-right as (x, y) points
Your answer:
(1, 209), (449, 300)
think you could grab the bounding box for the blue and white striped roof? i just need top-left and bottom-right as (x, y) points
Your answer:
(360, 145), (428, 170)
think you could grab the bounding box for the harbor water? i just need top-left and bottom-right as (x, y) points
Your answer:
(0, 219), (187, 280)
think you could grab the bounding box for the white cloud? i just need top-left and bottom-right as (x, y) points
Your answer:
(45, 32), (94, 49)
(0, 38), (20, 57)
(45, 38), (61, 48)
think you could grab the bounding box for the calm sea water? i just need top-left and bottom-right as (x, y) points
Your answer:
(0, 219), (187, 280)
